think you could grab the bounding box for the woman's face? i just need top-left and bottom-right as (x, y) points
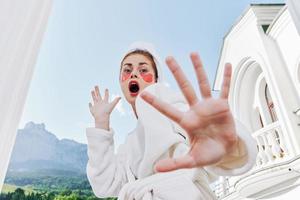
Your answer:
(120, 53), (156, 106)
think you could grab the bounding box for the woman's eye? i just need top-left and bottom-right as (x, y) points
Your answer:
(139, 69), (148, 73)
(123, 68), (131, 73)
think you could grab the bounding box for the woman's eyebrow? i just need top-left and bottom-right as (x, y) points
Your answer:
(139, 62), (149, 66)
(123, 63), (132, 67)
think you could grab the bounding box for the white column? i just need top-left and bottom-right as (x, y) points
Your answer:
(0, 0), (53, 190)
(287, 0), (300, 35)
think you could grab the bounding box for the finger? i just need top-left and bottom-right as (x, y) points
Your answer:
(95, 86), (102, 100)
(88, 102), (93, 112)
(140, 91), (184, 124)
(190, 52), (212, 99)
(220, 63), (232, 99)
(166, 56), (198, 106)
(154, 155), (196, 172)
(91, 91), (97, 104)
(108, 97), (121, 112)
(104, 89), (109, 102)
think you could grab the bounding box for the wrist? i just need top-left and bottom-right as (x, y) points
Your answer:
(94, 118), (110, 131)
(217, 138), (239, 166)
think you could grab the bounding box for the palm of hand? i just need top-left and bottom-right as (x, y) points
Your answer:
(182, 99), (236, 167)
(89, 86), (121, 122)
(141, 53), (237, 171)
(90, 98), (111, 119)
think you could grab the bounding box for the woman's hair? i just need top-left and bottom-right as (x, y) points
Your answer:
(120, 50), (158, 82)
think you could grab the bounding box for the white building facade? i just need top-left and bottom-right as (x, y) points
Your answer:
(213, 3), (300, 200)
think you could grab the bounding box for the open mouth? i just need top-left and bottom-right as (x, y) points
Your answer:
(128, 81), (140, 96)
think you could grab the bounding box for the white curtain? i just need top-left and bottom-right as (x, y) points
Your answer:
(0, 0), (52, 190)
(287, 0), (300, 35)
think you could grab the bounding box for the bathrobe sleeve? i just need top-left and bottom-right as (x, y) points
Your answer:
(86, 127), (129, 198)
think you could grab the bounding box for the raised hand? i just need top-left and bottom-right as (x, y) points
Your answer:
(140, 53), (238, 172)
(89, 86), (121, 131)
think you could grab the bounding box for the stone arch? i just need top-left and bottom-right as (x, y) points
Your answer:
(231, 58), (264, 132)
(297, 63), (300, 86)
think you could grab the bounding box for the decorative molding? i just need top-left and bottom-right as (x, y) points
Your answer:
(267, 7), (292, 38)
(251, 5), (285, 26)
(287, 0), (300, 35)
(214, 5), (284, 91)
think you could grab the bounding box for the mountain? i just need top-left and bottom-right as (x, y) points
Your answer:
(7, 122), (88, 173)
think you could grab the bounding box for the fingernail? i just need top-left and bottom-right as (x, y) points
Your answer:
(191, 52), (198, 56)
(165, 56), (173, 62)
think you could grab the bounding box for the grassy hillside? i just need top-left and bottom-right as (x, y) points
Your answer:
(4, 169), (90, 190)
(1, 183), (34, 194)
(0, 170), (118, 199)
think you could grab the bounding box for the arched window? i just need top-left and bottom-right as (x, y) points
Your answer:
(253, 73), (267, 130)
(259, 112), (264, 128)
(264, 84), (283, 157)
(253, 75), (279, 128)
(297, 63), (300, 87)
(232, 59), (280, 129)
(265, 84), (278, 122)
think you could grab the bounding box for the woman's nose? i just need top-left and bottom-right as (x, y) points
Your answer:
(130, 74), (138, 78)
(130, 69), (139, 78)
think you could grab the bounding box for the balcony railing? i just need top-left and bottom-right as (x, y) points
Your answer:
(254, 121), (289, 166)
(213, 121), (292, 199)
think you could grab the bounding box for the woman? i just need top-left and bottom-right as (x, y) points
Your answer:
(86, 42), (257, 200)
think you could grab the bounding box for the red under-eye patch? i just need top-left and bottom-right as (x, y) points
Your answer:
(121, 65), (154, 83)
(121, 73), (131, 82)
(141, 73), (153, 83)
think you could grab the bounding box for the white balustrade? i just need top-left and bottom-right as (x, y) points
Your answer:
(253, 121), (289, 167)
(213, 121), (291, 199)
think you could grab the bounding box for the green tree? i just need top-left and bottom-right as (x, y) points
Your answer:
(11, 188), (25, 200)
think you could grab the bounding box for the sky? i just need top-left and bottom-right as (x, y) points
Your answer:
(19, 0), (284, 145)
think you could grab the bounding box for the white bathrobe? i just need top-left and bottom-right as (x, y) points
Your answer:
(86, 82), (257, 200)
(86, 42), (257, 200)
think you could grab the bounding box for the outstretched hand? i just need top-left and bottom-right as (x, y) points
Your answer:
(89, 86), (121, 131)
(140, 53), (238, 172)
